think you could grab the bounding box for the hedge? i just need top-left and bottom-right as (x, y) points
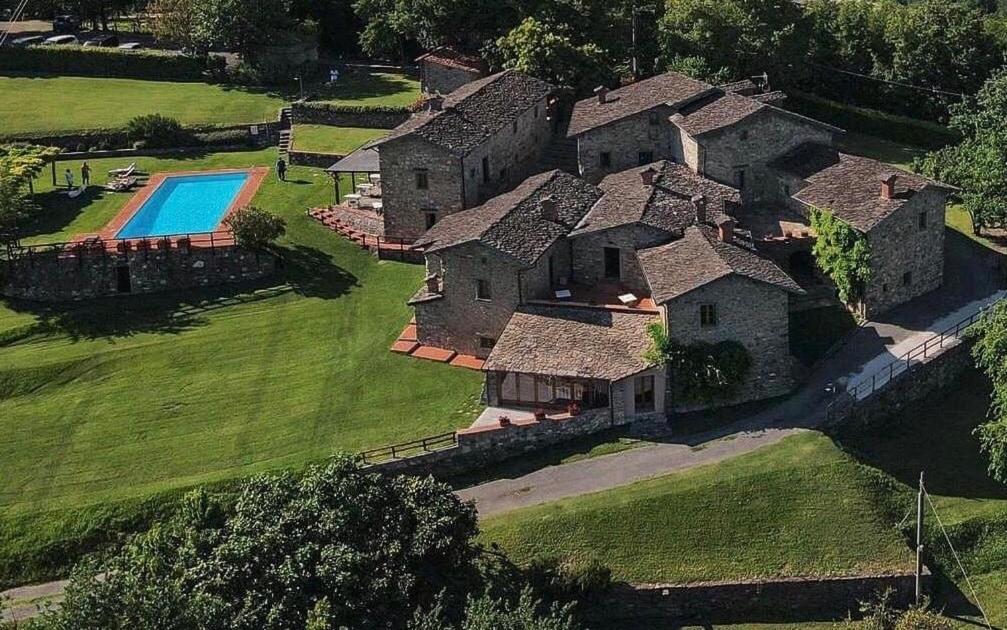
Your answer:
(785, 91), (960, 151)
(295, 102), (413, 115)
(0, 45), (223, 81)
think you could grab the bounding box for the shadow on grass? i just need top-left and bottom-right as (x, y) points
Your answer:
(307, 70), (418, 103)
(21, 186), (114, 240)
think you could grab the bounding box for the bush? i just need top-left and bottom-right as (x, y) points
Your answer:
(194, 129), (253, 147)
(224, 205), (286, 249)
(0, 46), (221, 82)
(125, 114), (193, 149)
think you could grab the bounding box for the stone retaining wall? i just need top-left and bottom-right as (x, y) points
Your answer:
(9, 122), (280, 153)
(288, 150), (343, 168)
(591, 571), (926, 624)
(2, 246), (276, 302)
(290, 103), (410, 129)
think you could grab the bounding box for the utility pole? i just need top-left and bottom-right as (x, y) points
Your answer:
(630, 0), (639, 80)
(916, 471), (925, 606)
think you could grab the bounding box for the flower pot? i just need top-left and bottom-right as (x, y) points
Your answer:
(533, 409), (547, 421)
(566, 402), (582, 416)
(497, 416), (511, 427)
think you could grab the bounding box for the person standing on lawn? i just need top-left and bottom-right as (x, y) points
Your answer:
(276, 157), (287, 182)
(64, 168), (74, 190)
(81, 162), (91, 187)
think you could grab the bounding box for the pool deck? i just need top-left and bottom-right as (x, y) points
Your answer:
(96, 167), (269, 241)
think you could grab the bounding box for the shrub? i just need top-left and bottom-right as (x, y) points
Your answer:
(0, 46), (221, 82)
(194, 129), (253, 147)
(224, 205), (286, 249)
(125, 114), (192, 149)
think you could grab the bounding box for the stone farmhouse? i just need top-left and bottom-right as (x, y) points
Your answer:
(416, 46), (487, 95)
(330, 70), (557, 242)
(393, 69), (953, 421)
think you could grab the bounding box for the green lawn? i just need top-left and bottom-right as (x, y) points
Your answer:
(480, 433), (915, 584)
(0, 75), (286, 135)
(292, 125), (387, 155)
(838, 132), (928, 171)
(0, 148), (483, 585)
(310, 71), (420, 108)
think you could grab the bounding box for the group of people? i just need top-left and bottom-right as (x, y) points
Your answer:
(64, 162), (91, 190)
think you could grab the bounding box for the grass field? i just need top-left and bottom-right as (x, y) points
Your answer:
(480, 433), (915, 584)
(292, 125), (387, 155)
(311, 71), (420, 108)
(0, 148), (484, 585)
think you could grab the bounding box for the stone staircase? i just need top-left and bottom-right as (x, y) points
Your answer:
(538, 133), (579, 175)
(278, 106), (293, 157)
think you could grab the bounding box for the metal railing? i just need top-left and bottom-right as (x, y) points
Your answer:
(825, 296), (1005, 421)
(358, 431), (457, 466)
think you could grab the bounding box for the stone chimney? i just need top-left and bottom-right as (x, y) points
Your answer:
(880, 173), (898, 200)
(425, 274), (440, 294)
(540, 196), (559, 222)
(594, 86), (609, 104)
(692, 194), (707, 225)
(427, 96), (444, 112)
(640, 166), (658, 186)
(718, 219), (736, 244)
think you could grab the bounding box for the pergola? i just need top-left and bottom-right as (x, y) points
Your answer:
(325, 146), (380, 204)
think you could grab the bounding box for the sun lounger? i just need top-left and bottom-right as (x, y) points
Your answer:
(104, 176), (138, 192)
(108, 162), (136, 177)
(66, 186), (85, 198)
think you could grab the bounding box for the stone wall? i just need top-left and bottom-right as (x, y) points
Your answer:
(290, 103), (411, 129)
(2, 245), (275, 302)
(570, 224), (670, 294)
(589, 571), (926, 625)
(666, 274), (795, 410)
(421, 62), (483, 95)
(862, 187), (946, 319)
(379, 135), (464, 241)
(15, 122), (280, 152)
(576, 106), (681, 183)
(287, 150), (343, 168)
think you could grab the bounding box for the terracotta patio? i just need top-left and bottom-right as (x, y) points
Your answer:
(390, 318), (485, 370)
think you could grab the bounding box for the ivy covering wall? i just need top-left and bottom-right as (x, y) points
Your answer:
(645, 323), (752, 404)
(810, 207), (873, 305)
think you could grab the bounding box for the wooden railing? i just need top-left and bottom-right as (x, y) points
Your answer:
(358, 431), (457, 465)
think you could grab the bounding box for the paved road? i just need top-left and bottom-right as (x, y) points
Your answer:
(460, 230), (1006, 516)
(1, 579), (67, 623)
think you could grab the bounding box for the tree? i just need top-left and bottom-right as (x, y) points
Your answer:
(809, 207), (873, 305)
(917, 69), (1007, 234)
(224, 205), (287, 249)
(967, 300), (1007, 483)
(491, 18), (618, 95)
(33, 457), (483, 629)
(149, 0), (203, 51)
(0, 145), (56, 236)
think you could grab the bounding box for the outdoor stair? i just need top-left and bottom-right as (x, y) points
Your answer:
(538, 134), (579, 175)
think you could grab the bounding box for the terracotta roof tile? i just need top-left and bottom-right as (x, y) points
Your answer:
(639, 226), (802, 304)
(484, 306), (658, 380)
(415, 46), (487, 73)
(568, 71), (716, 137)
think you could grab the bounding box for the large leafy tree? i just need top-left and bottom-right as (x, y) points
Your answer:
(151, 0), (292, 56)
(917, 69), (1007, 233)
(0, 145), (57, 237)
(968, 300), (1007, 484)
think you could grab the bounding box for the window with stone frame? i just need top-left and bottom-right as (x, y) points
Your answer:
(634, 374), (655, 412)
(902, 271), (913, 286)
(918, 210), (928, 230)
(476, 278), (492, 301)
(415, 170), (429, 190)
(600, 152), (612, 168)
(482, 157), (490, 182)
(424, 211), (438, 230)
(512, 120), (518, 134)
(648, 111), (660, 126)
(479, 336), (496, 350)
(700, 303), (718, 327)
(534, 105), (539, 118)
(735, 169), (746, 189)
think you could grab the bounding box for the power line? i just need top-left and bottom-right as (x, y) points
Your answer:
(0, 0), (32, 48)
(802, 61), (967, 98)
(923, 484), (993, 629)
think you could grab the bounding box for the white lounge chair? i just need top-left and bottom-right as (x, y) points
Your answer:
(108, 162), (136, 177)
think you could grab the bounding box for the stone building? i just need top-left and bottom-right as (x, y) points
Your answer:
(770, 144), (952, 318)
(367, 70), (556, 241)
(415, 47), (487, 95)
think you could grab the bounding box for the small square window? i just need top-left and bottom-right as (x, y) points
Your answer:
(600, 152), (612, 168)
(415, 170), (429, 190)
(638, 151), (654, 165)
(648, 111), (660, 126)
(736, 169), (746, 189)
(424, 211), (438, 230)
(883, 283), (889, 293)
(534, 105), (539, 118)
(479, 336), (496, 350)
(499, 167), (508, 182)
(634, 375), (655, 412)
(783, 183), (790, 196)
(740, 130), (749, 141)
(482, 157), (490, 183)
(476, 279), (492, 301)
(512, 120), (518, 134)
(700, 303), (718, 327)
(903, 271), (913, 286)
(918, 211), (928, 230)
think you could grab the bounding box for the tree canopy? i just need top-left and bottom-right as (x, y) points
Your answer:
(967, 300), (1007, 484)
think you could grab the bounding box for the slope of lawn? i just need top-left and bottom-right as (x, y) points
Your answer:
(311, 71), (420, 108)
(480, 433), (915, 584)
(0, 74), (286, 135)
(0, 148), (483, 584)
(292, 125), (387, 155)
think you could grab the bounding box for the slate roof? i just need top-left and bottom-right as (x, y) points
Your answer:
(484, 306), (658, 381)
(570, 161), (741, 237)
(639, 226), (803, 304)
(771, 143), (952, 232)
(415, 46), (486, 74)
(672, 91), (841, 138)
(567, 71), (716, 137)
(367, 70), (554, 156)
(414, 170), (603, 266)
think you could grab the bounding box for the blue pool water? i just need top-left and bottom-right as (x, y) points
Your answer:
(116, 171), (249, 239)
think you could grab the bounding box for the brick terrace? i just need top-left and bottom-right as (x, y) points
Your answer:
(390, 317), (485, 370)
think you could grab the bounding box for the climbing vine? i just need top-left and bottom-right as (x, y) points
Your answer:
(645, 323), (752, 404)
(810, 207), (873, 305)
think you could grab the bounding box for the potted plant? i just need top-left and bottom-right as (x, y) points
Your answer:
(566, 401), (582, 416)
(497, 415), (511, 427)
(176, 236), (191, 254)
(533, 409), (547, 421)
(157, 237), (172, 251)
(137, 238), (151, 252)
(117, 240), (132, 253)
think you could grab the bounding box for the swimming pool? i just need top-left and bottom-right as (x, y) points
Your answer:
(115, 171), (251, 239)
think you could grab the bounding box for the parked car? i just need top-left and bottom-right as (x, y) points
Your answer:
(117, 42), (144, 50)
(43, 34), (79, 45)
(52, 15), (79, 34)
(10, 35), (45, 47)
(84, 34), (119, 47)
